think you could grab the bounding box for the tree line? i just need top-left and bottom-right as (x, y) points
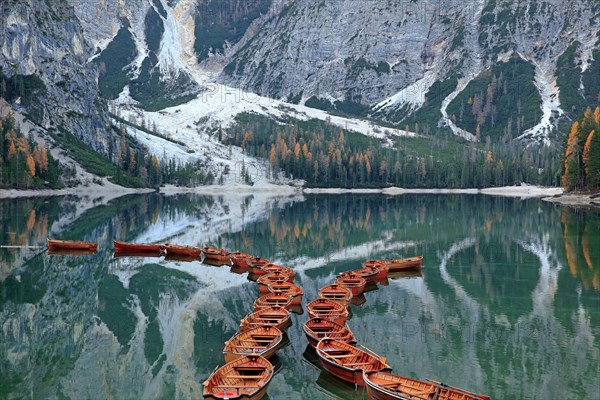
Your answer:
(562, 106), (600, 191)
(227, 113), (561, 188)
(0, 113), (61, 189)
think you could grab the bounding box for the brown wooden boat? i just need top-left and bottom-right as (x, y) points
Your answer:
(203, 247), (231, 263)
(261, 264), (295, 280)
(47, 239), (97, 251)
(114, 240), (166, 255)
(315, 338), (391, 387)
(318, 284), (353, 306)
(257, 272), (293, 294)
(240, 306), (292, 332)
(303, 317), (356, 348)
(230, 252), (255, 268)
(381, 256), (423, 272)
(253, 293), (293, 311)
(247, 257), (271, 272)
(350, 265), (383, 283)
(363, 372), (492, 400)
(202, 354), (274, 400)
(164, 243), (202, 258)
(335, 272), (367, 297)
(223, 326), (284, 363)
(306, 298), (349, 325)
(266, 282), (303, 305)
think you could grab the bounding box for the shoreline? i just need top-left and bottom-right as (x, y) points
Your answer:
(2, 183), (598, 207)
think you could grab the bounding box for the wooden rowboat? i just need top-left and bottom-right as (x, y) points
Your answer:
(335, 272), (366, 297)
(202, 354), (274, 400)
(230, 252), (255, 268)
(315, 338), (391, 387)
(247, 257), (271, 272)
(164, 243), (202, 258)
(223, 326), (284, 363)
(363, 371), (491, 400)
(380, 256), (423, 272)
(203, 247), (231, 264)
(257, 272), (293, 294)
(253, 293), (293, 311)
(303, 317), (356, 348)
(318, 284), (353, 306)
(307, 298), (349, 325)
(350, 265), (383, 283)
(266, 282), (303, 305)
(261, 264), (295, 280)
(240, 306), (292, 332)
(114, 240), (165, 255)
(47, 239), (97, 251)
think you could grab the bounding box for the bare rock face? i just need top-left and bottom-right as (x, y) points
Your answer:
(0, 0), (115, 155)
(218, 0), (599, 136)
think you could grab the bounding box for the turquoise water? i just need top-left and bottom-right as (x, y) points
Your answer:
(0, 194), (598, 399)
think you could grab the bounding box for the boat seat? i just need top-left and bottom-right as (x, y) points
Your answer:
(344, 362), (377, 367)
(225, 375), (261, 379)
(328, 354), (356, 359)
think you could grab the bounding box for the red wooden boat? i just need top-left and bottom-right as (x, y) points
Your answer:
(266, 282), (303, 305)
(223, 326), (284, 363)
(335, 272), (366, 297)
(247, 257), (271, 272)
(114, 240), (165, 255)
(381, 256), (423, 272)
(362, 261), (390, 279)
(253, 293), (293, 312)
(240, 306), (292, 332)
(203, 247), (231, 263)
(164, 243), (202, 258)
(363, 372), (491, 400)
(318, 284), (352, 306)
(306, 298), (349, 325)
(257, 272), (293, 294)
(202, 354), (274, 400)
(230, 252), (255, 268)
(47, 239), (97, 252)
(261, 264), (295, 280)
(164, 253), (200, 262)
(315, 338), (391, 387)
(303, 317), (356, 348)
(350, 265), (383, 283)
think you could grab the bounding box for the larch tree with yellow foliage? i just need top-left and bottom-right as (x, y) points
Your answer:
(563, 106), (600, 191)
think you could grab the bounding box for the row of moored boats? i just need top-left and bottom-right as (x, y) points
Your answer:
(46, 238), (490, 399)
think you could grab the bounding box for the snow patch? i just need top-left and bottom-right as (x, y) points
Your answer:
(373, 70), (438, 111)
(517, 56), (563, 146)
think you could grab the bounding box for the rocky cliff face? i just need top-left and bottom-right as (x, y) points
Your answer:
(219, 0), (600, 141)
(0, 0), (114, 154)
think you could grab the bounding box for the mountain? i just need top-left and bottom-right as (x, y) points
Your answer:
(1, 0), (600, 189)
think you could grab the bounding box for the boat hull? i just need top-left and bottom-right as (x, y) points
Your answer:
(223, 327), (284, 363)
(114, 240), (165, 254)
(164, 244), (201, 258)
(240, 307), (292, 332)
(202, 355), (273, 400)
(383, 256), (423, 272)
(363, 371), (491, 400)
(303, 318), (356, 348)
(47, 239), (97, 251)
(315, 339), (391, 387)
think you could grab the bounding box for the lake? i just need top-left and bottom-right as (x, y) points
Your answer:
(0, 193), (599, 399)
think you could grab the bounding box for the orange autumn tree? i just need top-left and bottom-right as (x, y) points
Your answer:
(562, 106), (600, 192)
(562, 121), (581, 191)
